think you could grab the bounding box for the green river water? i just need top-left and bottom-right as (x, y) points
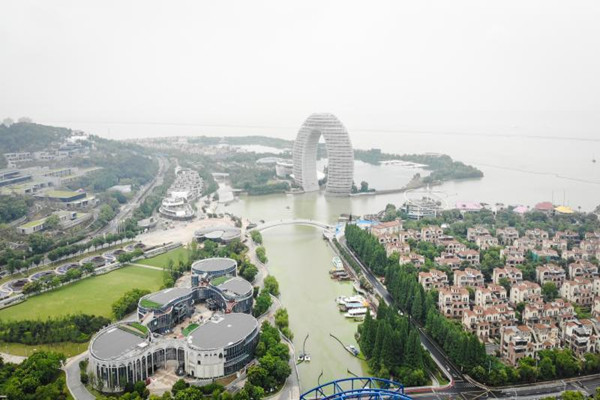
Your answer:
(225, 191), (395, 391)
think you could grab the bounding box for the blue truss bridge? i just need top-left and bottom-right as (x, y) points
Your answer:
(300, 377), (412, 400)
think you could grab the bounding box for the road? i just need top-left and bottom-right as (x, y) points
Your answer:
(98, 155), (168, 235)
(64, 351), (95, 400)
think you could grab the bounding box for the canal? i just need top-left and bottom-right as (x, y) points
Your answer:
(226, 192), (384, 391)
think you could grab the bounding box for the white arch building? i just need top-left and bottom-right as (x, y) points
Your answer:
(292, 113), (354, 196)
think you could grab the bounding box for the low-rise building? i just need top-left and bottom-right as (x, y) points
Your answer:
(467, 226), (490, 242)
(399, 253), (425, 267)
(500, 324), (560, 366)
(500, 325), (535, 366)
(438, 238), (467, 254)
(434, 254), (462, 270)
(525, 228), (549, 245)
(531, 249), (559, 262)
(420, 225), (443, 242)
(462, 304), (515, 341)
(474, 284), (508, 307)
(418, 269), (449, 291)
(476, 235), (499, 250)
(536, 264), (566, 288)
(371, 220), (403, 237)
(513, 237), (537, 251)
(454, 268), (485, 288)
(493, 266), (523, 285)
(561, 278), (594, 306)
(438, 286), (470, 318)
(523, 299), (575, 326)
(510, 281), (542, 304)
(384, 241), (410, 256)
(496, 227), (520, 245)
(562, 248), (588, 261)
(562, 320), (593, 357)
(457, 250), (480, 266)
(554, 230), (580, 243)
(569, 260), (598, 280)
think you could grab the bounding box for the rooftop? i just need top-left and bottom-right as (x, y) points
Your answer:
(217, 277), (252, 296)
(45, 190), (83, 199)
(91, 324), (149, 360)
(188, 313), (257, 350)
(192, 257), (237, 273)
(145, 287), (193, 307)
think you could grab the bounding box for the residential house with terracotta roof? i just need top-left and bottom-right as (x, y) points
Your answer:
(496, 227), (520, 246)
(536, 264), (566, 288)
(384, 241), (410, 257)
(462, 304), (515, 341)
(371, 220), (403, 237)
(434, 254), (462, 270)
(421, 225), (443, 242)
(561, 320), (593, 357)
(418, 269), (449, 291)
(438, 286), (470, 318)
(467, 226), (490, 242)
(474, 284), (508, 307)
(525, 228), (550, 245)
(510, 281), (542, 304)
(560, 278), (594, 306)
(569, 260), (598, 280)
(454, 268), (485, 288)
(493, 266), (523, 285)
(398, 253), (425, 267)
(476, 235), (500, 250)
(457, 250), (480, 266)
(554, 230), (580, 243)
(531, 248), (559, 262)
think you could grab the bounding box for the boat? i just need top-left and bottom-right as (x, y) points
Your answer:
(332, 256), (343, 270)
(346, 345), (359, 356)
(338, 295), (368, 311)
(344, 307), (368, 320)
(304, 354), (311, 362)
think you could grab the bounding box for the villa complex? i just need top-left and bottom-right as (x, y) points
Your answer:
(370, 218), (600, 366)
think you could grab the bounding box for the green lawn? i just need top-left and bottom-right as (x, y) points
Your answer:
(0, 341), (88, 358)
(182, 323), (199, 336)
(138, 247), (190, 268)
(211, 275), (228, 286)
(0, 266), (163, 321)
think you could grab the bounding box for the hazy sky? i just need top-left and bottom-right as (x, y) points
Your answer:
(1, 1), (599, 139)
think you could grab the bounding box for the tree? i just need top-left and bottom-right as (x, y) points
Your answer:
(542, 282), (558, 301)
(252, 290), (273, 317)
(539, 357), (556, 380)
(255, 246), (268, 264)
(250, 231), (263, 245)
(44, 214), (60, 230)
(360, 181), (369, 192)
(171, 379), (188, 395)
(263, 275), (279, 296)
(498, 277), (511, 292)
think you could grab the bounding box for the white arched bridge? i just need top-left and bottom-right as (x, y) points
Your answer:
(250, 219), (334, 232)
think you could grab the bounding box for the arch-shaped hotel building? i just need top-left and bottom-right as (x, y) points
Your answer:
(292, 113), (354, 196)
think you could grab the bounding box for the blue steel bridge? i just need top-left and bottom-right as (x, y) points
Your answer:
(300, 377), (412, 400)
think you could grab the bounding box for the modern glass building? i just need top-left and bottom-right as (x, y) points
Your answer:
(89, 314), (258, 392)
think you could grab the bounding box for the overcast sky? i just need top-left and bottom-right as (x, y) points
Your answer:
(1, 1), (599, 139)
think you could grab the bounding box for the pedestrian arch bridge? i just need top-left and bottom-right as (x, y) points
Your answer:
(250, 219), (334, 232)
